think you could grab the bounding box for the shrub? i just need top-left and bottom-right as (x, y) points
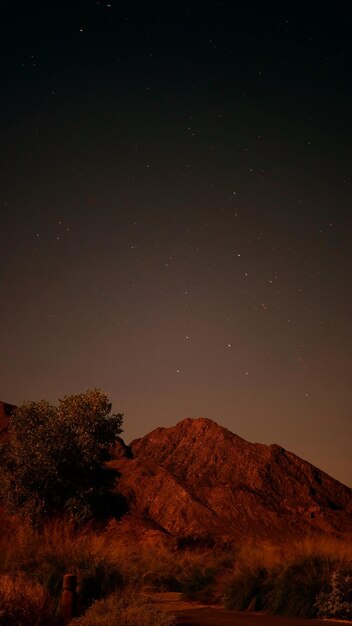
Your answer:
(0, 519), (124, 615)
(71, 592), (175, 626)
(316, 569), (352, 619)
(0, 389), (124, 524)
(0, 574), (54, 626)
(77, 556), (124, 611)
(223, 566), (269, 611)
(219, 538), (352, 618)
(180, 565), (216, 602)
(265, 556), (332, 618)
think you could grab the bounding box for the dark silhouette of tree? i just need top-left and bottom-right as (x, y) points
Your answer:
(0, 389), (124, 524)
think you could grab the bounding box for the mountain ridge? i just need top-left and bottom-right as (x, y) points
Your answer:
(111, 417), (352, 543)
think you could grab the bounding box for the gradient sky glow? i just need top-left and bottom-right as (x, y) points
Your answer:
(1, 3), (352, 485)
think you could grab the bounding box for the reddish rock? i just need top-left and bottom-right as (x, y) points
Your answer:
(110, 417), (352, 543)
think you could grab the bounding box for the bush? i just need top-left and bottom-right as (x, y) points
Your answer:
(77, 556), (124, 611)
(223, 566), (269, 611)
(220, 538), (352, 618)
(71, 592), (175, 626)
(180, 565), (216, 602)
(264, 556), (332, 618)
(0, 574), (54, 626)
(316, 569), (352, 619)
(0, 519), (124, 617)
(0, 389), (123, 524)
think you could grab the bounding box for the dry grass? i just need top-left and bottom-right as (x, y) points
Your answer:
(0, 517), (124, 620)
(71, 591), (176, 626)
(2, 515), (352, 621)
(222, 535), (352, 617)
(229, 534), (352, 574)
(87, 528), (225, 594)
(0, 573), (54, 625)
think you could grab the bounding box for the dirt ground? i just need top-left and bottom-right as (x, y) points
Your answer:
(144, 592), (350, 626)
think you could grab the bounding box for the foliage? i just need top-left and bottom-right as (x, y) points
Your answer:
(0, 518), (125, 620)
(223, 566), (269, 611)
(0, 389), (123, 523)
(221, 538), (351, 618)
(265, 555), (332, 617)
(71, 592), (175, 626)
(0, 574), (54, 626)
(316, 569), (352, 619)
(2, 516), (352, 622)
(180, 565), (216, 602)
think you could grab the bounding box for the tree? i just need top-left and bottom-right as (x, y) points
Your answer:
(0, 389), (124, 523)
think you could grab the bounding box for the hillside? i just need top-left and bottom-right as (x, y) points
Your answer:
(110, 417), (352, 543)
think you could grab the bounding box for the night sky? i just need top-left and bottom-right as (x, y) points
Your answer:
(1, 3), (352, 485)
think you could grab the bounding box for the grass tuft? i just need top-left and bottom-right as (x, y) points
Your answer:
(0, 573), (54, 625)
(71, 591), (176, 626)
(2, 515), (352, 622)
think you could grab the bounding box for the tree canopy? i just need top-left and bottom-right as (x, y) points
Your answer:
(0, 389), (124, 523)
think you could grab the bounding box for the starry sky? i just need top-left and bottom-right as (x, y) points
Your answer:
(1, 2), (352, 485)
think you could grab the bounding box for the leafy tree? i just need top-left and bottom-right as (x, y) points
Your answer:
(0, 389), (124, 523)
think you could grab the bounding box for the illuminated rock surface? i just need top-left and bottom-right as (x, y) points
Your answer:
(111, 417), (352, 543)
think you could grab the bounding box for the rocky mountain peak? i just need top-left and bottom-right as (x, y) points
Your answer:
(111, 417), (352, 544)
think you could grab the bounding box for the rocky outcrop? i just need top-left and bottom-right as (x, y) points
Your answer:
(110, 417), (352, 543)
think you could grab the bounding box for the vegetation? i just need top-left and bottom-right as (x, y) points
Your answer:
(1, 515), (352, 623)
(0, 518), (124, 624)
(71, 593), (175, 626)
(180, 564), (217, 602)
(316, 568), (352, 619)
(0, 389), (123, 524)
(0, 573), (53, 626)
(222, 536), (352, 618)
(1, 388), (352, 622)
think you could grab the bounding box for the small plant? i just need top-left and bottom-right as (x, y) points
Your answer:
(316, 568), (352, 619)
(71, 592), (175, 626)
(265, 555), (332, 617)
(223, 566), (269, 611)
(77, 556), (124, 611)
(0, 574), (54, 626)
(0, 518), (124, 617)
(180, 564), (216, 602)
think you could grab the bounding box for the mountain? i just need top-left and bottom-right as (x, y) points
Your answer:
(110, 417), (352, 544)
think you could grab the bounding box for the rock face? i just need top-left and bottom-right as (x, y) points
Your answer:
(111, 417), (352, 543)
